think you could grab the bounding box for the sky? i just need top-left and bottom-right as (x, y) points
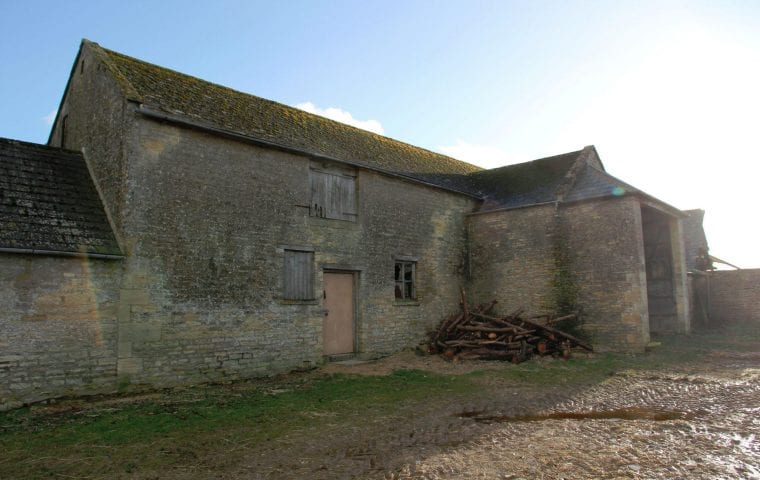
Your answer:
(1, 0), (759, 268)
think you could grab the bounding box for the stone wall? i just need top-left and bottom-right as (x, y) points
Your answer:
(0, 255), (122, 410)
(108, 116), (476, 388)
(49, 43), (130, 241)
(468, 196), (651, 351)
(707, 269), (760, 324)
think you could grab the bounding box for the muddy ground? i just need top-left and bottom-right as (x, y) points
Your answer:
(226, 350), (760, 480)
(4, 337), (759, 479)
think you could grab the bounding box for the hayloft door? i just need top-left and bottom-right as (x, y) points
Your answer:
(323, 272), (355, 356)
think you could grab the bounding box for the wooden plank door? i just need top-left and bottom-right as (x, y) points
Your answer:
(323, 272), (354, 355)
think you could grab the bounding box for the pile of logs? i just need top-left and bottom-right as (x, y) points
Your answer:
(429, 291), (593, 363)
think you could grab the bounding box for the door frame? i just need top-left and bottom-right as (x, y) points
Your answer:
(322, 268), (360, 357)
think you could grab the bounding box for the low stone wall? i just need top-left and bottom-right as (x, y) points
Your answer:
(707, 269), (760, 324)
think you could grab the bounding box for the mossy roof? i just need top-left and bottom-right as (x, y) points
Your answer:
(0, 137), (121, 256)
(82, 41), (677, 213)
(86, 41), (482, 193)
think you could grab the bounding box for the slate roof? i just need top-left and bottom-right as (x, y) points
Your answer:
(0, 138), (121, 256)
(563, 163), (641, 203)
(85, 41), (482, 193)
(463, 146), (682, 215)
(79, 41), (681, 214)
(464, 150), (583, 208)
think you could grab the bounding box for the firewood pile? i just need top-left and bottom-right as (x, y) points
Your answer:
(429, 290), (593, 363)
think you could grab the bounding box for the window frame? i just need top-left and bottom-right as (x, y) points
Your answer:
(394, 260), (417, 301)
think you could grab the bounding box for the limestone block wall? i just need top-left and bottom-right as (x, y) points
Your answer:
(108, 117), (476, 388)
(49, 43), (131, 239)
(467, 203), (556, 313)
(707, 269), (760, 324)
(563, 199), (651, 350)
(0, 255), (122, 410)
(468, 196), (651, 351)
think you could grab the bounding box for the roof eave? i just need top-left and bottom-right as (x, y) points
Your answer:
(46, 40), (88, 146)
(467, 189), (685, 218)
(134, 104), (484, 200)
(0, 247), (124, 260)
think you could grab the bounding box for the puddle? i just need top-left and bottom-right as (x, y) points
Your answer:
(457, 407), (696, 424)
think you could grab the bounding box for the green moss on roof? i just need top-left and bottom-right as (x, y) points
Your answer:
(86, 40), (482, 192)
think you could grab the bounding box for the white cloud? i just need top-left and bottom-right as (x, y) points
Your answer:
(42, 109), (57, 126)
(438, 140), (516, 169)
(294, 101), (384, 135)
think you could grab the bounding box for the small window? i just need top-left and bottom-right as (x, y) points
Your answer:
(310, 168), (356, 221)
(394, 261), (416, 300)
(284, 250), (314, 300)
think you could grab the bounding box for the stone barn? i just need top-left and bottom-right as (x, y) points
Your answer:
(0, 40), (689, 410)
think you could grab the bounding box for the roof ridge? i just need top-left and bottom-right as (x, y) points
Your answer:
(554, 152), (591, 203)
(89, 41), (482, 173)
(85, 40), (143, 102)
(473, 148), (585, 174)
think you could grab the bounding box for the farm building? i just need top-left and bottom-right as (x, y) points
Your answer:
(1, 40), (692, 410)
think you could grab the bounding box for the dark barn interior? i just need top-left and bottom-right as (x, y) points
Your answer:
(641, 205), (679, 333)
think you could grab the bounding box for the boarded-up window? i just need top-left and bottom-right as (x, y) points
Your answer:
(284, 250), (314, 300)
(310, 169), (356, 221)
(395, 261), (416, 300)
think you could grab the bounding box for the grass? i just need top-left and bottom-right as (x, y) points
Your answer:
(1, 323), (757, 479)
(0, 370), (477, 477)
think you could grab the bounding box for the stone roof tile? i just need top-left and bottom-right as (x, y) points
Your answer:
(87, 41), (482, 194)
(464, 150), (583, 208)
(0, 137), (121, 256)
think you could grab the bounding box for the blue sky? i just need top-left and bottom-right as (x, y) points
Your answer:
(2, 0), (759, 267)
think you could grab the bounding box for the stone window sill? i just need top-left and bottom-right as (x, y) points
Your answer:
(394, 300), (420, 306)
(278, 299), (320, 305)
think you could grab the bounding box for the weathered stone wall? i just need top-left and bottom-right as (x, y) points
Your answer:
(0, 255), (122, 410)
(49, 43), (129, 241)
(468, 197), (651, 351)
(467, 204), (556, 313)
(707, 269), (760, 324)
(109, 117), (476, 387)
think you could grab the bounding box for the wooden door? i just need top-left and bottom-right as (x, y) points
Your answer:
(323, 272), (354, 355)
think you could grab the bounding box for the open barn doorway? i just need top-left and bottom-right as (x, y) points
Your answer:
(641, 205), (687, 333)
